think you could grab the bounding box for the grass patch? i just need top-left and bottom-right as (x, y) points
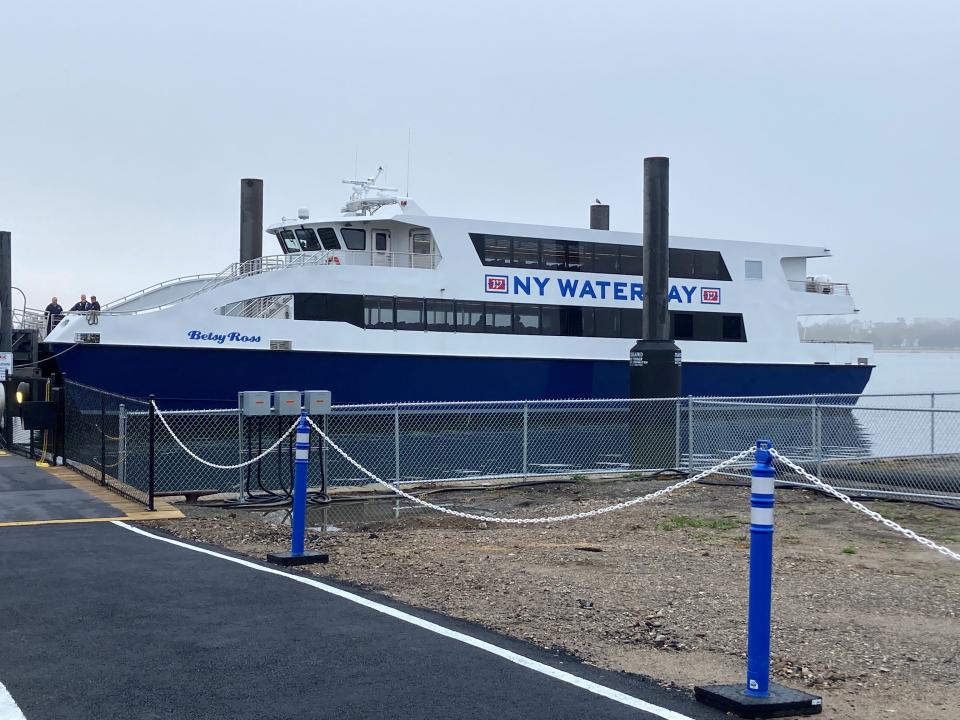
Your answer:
(842, 546), (858, 555)
(659, 515), (741, 532)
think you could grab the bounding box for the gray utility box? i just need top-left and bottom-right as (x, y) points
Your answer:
(274, 391), (302, 415)
(304, 390), (332, 415)
(242, 391), (272, 416)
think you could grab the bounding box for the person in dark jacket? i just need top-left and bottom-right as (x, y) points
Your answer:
(89, 295), (101, 311)
(44, 296), (63, 334)
(70, 294), (90, 312)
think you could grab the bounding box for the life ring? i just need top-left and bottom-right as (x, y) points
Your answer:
(326, 256), (341, 265)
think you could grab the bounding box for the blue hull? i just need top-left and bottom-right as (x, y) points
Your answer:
(50, 344), (873, 407)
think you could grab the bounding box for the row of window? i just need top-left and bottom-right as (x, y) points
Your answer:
(291, 293), (746, 342)
(276, 226), (433, 254)
(469, 233), (732, 281)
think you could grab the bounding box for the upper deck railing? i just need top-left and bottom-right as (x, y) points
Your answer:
(788, 279), (850, 296)
(58, 249), (441, 320)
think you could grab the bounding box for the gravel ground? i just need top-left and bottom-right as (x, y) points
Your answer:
(146, 477), (960, 720)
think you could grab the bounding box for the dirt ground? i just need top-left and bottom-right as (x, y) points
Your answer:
(146, 476), (960, 720)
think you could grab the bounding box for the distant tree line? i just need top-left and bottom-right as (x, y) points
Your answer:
(799, 318), (960, 349)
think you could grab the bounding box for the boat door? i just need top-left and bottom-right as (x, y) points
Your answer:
(372, 229), (390, 266)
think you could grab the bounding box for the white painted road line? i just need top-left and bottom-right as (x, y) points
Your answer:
(0, 681), (27, 720)
(114, 521), (697, 720)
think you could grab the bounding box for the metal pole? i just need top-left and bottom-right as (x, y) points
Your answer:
(930, 393), (936, 455)
(522, 401), (529, 476)
(746, 439), (776, 697)
(813, 397), (822, 477)
(237, 393), (245, 501)
(687, 396), (694, 474)
(148, 395), (156, 510)
(291, 411), (309, 556)
(118, 403), (126, 488)
(0, 232), (11, 453)
(674, 398), (681, 469)
(100, 394), (106, 485)
(394, 404), (400, 484)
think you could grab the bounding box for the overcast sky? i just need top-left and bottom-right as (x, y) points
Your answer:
(1, 0), (957, 320)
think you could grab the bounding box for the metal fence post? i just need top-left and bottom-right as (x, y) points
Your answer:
(813, 397), (822, 478)
(394, 404), (401, 485)
(930, 393), (936, 454)
(147, 394), (155, 511)
(118, 403), (126, 488)
(686, 396), (694, 474)
(522, 401), (529, 476)
(266, 411), (327, 566)
(100, 393), (106, 486)
(674, 398), (681, 469)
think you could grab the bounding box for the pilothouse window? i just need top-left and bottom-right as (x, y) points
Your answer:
(278, 229), (299, 253)
(341, 228), (366, 250)
(295, 228), (321, 251)
(316, 227), (340, 250)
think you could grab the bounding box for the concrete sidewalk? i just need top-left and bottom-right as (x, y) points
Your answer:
(0, 521), (726, 720)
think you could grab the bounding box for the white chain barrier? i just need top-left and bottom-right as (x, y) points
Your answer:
(151, 400), (300, 470)
(307, 415), (754, 524)
(771, 449), (960, 562)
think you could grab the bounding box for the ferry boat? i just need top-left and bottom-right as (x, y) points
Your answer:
(43, 171), (874, 405)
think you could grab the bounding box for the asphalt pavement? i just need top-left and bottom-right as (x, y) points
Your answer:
(0, 454), (118, 523)
(0, 521), (728, 719)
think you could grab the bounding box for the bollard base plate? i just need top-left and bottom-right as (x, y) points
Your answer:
(694, 682), (821, 718)
(266, 550), (329, 567)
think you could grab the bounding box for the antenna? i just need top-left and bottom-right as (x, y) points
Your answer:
(405, 129), (412, 197)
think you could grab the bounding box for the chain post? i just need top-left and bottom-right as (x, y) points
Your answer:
(746, 439), (775, 697)
(267, 409), (327, 566)
(522, 401), (529, 476)
(147, 395), (155, 511)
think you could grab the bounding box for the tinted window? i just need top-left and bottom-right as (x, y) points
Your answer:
(455, 301), (484, 332)
(364, 296), (394, 329)
(412, 233), (432, 254)
(485, 302), (512, 333)
(396, 298), (424, 330)
(669, 249), (696, 278)
(295, 228), (321, 251)
(594, 308), (620, 338)
(673, 312), (694, 340)
(513, 304), (540, 335)
(425, 299), (454, 331)
(512, 239), (540, 268)
(541, 240), (565, 271)
(723, 314), (744, 341)
(620, 308), (643, 338)
(277, 229), (299, 253)
(316, 227), (340, 250)
(694, 312), (722, 340)
(566, 242), (593, 272)
(619, 245), (643, 275)
(341, 228), (366, 250)
(375, 231), (388, 251)
(541, 305), (565, 335)
(594, 243), (619, 274)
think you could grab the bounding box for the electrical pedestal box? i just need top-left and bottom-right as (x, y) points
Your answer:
(304, 390), (332, 415)
(274, 391), (302, 415)
(242, 391), (272, 416)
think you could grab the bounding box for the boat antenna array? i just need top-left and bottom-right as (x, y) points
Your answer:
(341, 166), (399, 216)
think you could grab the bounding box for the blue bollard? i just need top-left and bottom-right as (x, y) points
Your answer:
(267, 409), (328, 567)
(746, 439), (776, 697)
(695, 439), (822, 716)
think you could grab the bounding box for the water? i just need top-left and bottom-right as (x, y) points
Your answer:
(867, 351), (960, 395)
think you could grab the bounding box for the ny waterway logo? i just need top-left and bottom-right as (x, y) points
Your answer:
(484, 274), (721, 305)
(187, 330), (262, 344)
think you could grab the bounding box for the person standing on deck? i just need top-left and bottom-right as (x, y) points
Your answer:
(70, 294), (90, 312)
(44, 296), (63, 334)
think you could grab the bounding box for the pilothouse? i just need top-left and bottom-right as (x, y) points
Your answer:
(43, 170), (874, 405)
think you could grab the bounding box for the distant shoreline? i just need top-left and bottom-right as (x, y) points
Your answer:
(874, 349), (960, 354)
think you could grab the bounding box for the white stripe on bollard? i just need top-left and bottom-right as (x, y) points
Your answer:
(295, 449), (309, 461)
(750, 506), (773, 526)
(752, 477), (774, 495)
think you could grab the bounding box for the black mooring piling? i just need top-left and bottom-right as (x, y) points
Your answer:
(630, 157), (681, 468)
(240, 178), (263, 264)
(589, 202), (610, 231)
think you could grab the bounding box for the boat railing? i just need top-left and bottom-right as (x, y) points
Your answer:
(788, 279), (850, 295)
(102, 273), (220, 310)
(67, 249), (441, 318)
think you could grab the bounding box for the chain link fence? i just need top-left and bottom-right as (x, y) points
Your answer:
(63, 380), (153, 507)
(55, 384), (960, 518)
